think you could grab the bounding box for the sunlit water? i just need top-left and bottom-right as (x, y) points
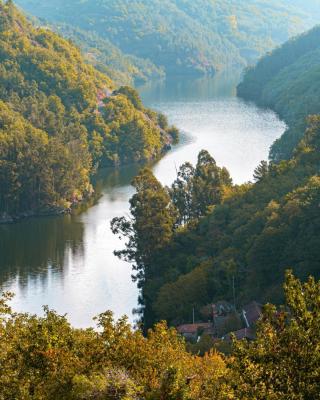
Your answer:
(0, 74), (286, 327)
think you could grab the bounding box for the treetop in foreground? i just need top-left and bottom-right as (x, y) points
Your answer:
(1, 272), (319, 399)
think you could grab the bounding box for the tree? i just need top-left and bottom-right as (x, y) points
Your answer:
(157, 113), (169, 130)
(0, 292), (228, 400)
(72, 369), (139, 400)
(230, 271), (320, 399)
(114, 86), (144, 111)
(111, 168), (177, 283)
(168, 126), (179, 144)
(0, 2), (179, 217)
(170, 150), (233, 225)
(192, 150), (232, 218)
(253, 160), (269, 182)
(170, 162), (195, 225)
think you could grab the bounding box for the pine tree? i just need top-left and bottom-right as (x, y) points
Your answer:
(253, 160), (269, 182)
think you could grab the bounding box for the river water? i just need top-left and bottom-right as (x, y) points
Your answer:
(0, 74), (286, 327)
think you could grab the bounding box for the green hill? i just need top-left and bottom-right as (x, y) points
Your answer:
(0, 1), (177, 219)
(238, 25), (320, 161)
(37, 21), (165, 86)
(16, 0), (320, 77)
(113, 114), (320, 330)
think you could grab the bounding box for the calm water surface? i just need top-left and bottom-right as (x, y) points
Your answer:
(0, 74), (286, 327)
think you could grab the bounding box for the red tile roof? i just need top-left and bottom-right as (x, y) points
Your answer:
(177, 323), (213, 335)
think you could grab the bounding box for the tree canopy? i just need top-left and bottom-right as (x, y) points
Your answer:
(0, 1), (178, 218)
(112, 112), (320, 328)
(16, 0), (320, 78)
(1, 272), (320, 398)
(238, 25), (320, 162)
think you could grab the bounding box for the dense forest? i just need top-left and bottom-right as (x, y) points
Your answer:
(40, 22), (165, 86)
(1, 1), (320, 397)
(0, 1), (178, 219)
(113, 112), (320, 329)
(238, 24), (320, 162)
(16, 0), (320, 78)
(1, 272), (320, 399)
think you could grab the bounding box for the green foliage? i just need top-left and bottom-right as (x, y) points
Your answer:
(0, 2), (177, 217)
(72, 369), (139, 400)
(113, 116), (320, 328)
(187, 334), (216, 357)
(111, 151), (233, 325)
(229, 271), (320, 399)
(218, 312), (243, 337)
(0, 101), (91, 215)
(1, 273), (320, 398)
(154, 262), (213, 325)
(16, 0), (320, 77)
(170, 150), (232, 225)
(0, 293), (228, 399)
(49, 23), (165, 86)
(114, 86), (144, 111)
(111, 168), (177, 289)
(253, 160), (269, 182)
(238, 25), (320, 161)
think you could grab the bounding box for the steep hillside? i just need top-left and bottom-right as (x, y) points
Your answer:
(238, 25), (320, 161)
(41, 21), (165, 86)
(0, 1), (177, 219)
(113, 116), (320, 328)
(16, 0), (320, 77)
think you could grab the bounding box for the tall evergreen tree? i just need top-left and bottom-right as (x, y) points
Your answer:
(192, 150), (232, 218)
(253, 160), (269, 182)
(111, 168), (177, 284)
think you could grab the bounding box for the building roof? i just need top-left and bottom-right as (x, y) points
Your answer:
(242, 301), (262, 327)
(212, 301), (234, 316)
(223, 328), (255, 342)
(177, 323), (213, 335)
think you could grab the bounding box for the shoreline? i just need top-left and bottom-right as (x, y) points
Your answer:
(0, 142), (174, 226)
(0, 207), (69, 225)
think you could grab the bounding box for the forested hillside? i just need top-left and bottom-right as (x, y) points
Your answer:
(113, 114), (320, 329)
(238, 25), (320, 161)
(0, 1), (177, 220)
(16, 0), (320, 78)
(42, 22), (165, 86)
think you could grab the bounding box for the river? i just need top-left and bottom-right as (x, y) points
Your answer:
(0, 73), (286, 327)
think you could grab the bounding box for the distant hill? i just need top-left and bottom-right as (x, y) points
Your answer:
(37, 21), (165, 86)
(16, 0), (320, 78)
(238, 25), (320, 161)
(0, 1), (176, 219)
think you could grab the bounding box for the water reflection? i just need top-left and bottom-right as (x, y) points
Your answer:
(139, 71), (241, 103)
(0, 74), (286, 327)
(0, 164), (142, 327)
(0, 215), (85, 286)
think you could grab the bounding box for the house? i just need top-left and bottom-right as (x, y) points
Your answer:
(213, 315), (230, 337)
(177, 323), (214, 341)
(212, 301), (234, 317)
(242, 301), (262, 328)
(223, 327), (255, 342)
(213, 312), (243, 338)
